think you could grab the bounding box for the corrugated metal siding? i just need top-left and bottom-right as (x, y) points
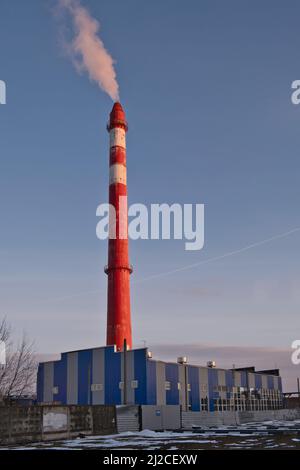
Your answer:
(240, 371), (247, 388)
(147, 360), (157, 405)
(188, 366), (200, 411)
(67, 352), (78, 405)
(165, 363), (179, 405)
(134, 349), (147, 404)
(234, 371), (241, 387)
(37, 363), (44, 403)
(225, 370), (234, 399)
(199, 367), (208, 405)
(178, 364), (187, 409)
(156, 362), (166, 405)
(116, 405), (140, 433)
(208, 368), (218, 411)
(218, 370), (226, 399)
(43, 362), (54, 403)
(92, 348), (105, 405)
(53, 354), (67, 404)
(255, 374), (262, 389)
(261, 375), (268, 389)
(78, 349), (93, 405)
(267, 375), (274, 390)
(248, 373), (255, 389)
(121, 349), (135, 405)
(105, 346), (121, 404)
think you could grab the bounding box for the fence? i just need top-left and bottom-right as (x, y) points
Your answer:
(0, 405), (116, 445)
(1, 404), (300, 446)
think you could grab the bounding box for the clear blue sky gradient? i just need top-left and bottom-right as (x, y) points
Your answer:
(0, 1), (300, 381)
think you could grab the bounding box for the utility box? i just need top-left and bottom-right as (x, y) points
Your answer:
(141, 405), (180, 431)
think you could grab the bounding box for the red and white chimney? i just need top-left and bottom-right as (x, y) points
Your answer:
(105, 102), (132, 351)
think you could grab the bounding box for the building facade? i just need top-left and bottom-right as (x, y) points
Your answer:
(37, 346), (283, 412)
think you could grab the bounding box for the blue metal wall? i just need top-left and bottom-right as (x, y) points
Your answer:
(240, 371), (247, 388)
(225, 370), (234, 399)
(208, 368), (219, 411)
(78, 350), (93, 405)
(54, 353), (67, 404)
(146, 360), (157, 405)
(255, 374), (262, 390)
(267, 375), (274, 390)
(165, 363), (179, 405)
(134, 349), (147, 404)
(105, 346), (121, 404)
(37, 363), (44, 403)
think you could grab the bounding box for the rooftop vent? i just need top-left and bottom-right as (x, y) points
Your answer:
(207, 361), (216, 368)
(177, 356), (188, 364)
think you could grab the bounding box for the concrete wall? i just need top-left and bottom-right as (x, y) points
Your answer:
(0, 406), (42, 444)
(2, 404), (300, 445)
(181, 408), (300, 429)
(0, 405), (116, 446)
(238, 408), (300, 424)
(182, 410), (237, 428)
(284, 397), (300, 409)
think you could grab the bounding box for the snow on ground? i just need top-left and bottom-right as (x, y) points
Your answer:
(2, 420), (300, 450)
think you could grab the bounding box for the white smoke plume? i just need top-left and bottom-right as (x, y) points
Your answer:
(58, 0), (119, 101)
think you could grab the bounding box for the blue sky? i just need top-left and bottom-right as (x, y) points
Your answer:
(0, 1), (300, 387)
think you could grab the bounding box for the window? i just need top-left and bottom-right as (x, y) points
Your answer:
(119, 381), (124, 390)
(131, 380), (138, 389)
(165, 381), (171, 391)
(91, 383), (103, 392)
(52, 386), (59, 395)
(200, 397), (208, 411)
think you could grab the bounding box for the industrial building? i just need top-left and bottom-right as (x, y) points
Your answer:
(37, 345), (283, 411)
(37, 102), (284, 412)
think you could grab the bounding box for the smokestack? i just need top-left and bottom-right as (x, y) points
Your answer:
(105, 102), (132, 351)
